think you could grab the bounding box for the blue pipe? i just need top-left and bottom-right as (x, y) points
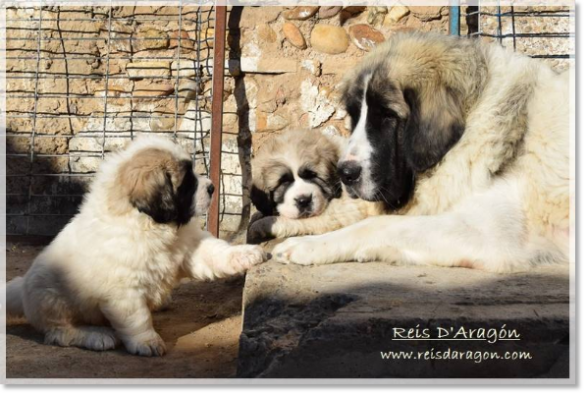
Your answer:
(449, 5), (461, 35)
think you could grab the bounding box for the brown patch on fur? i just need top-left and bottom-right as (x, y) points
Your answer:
(111, 148), (189, 219)
(457, 259), (485, 270)
(119, 148), (186, 200)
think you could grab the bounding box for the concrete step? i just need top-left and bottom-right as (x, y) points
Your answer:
(238, 259), (570, 379)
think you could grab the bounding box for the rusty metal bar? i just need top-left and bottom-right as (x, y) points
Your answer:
(208, 5), (227, 237)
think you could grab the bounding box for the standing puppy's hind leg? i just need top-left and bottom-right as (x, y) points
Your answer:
(44, 326), (120, 351)
(100, 297), (167, 357)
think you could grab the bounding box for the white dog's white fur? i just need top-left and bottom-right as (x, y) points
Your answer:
(6, 136), (266, 356)
(273, 33), (571, 273)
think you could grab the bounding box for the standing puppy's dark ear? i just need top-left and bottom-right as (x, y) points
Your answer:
(132, 171), (178, 224)
(403, 86), (465, 173)
(250, 184), (275, 216)
(118, 149), (183, 224)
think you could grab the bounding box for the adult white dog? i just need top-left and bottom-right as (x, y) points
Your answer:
(273, 32), (571, 273)
(6, 136), (266, 356)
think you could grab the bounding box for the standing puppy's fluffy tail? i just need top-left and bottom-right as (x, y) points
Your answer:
(6, 276), (25, 317)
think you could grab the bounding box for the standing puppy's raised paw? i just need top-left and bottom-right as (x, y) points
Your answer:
(223, 245), (267, 275)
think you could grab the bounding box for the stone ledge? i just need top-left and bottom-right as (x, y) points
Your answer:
(238, 256), (569, 378)
(227, 58), (298, 75)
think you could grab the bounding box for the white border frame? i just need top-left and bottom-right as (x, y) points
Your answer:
(0, 0), (577, 385)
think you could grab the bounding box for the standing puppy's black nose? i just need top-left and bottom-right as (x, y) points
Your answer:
(337, 161), (362, 185)
(207, 184), (215, 196)
(295, 194), (312, 209)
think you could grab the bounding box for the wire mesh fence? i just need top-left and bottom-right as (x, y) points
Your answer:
(5, 5), (226, 237)
(461, 3), (574, 71)
(4, 4), (574, 238)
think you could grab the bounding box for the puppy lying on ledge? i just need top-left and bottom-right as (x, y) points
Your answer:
(7, 136), (267, 356)
(248, 129), (384, 244)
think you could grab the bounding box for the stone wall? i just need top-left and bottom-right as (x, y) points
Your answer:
(5, 5), (572, 239)
(228, 6), (451, 153)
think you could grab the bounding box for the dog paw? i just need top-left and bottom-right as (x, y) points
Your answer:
(272, 237), (319, 266)
(124, 332), (167, 357)
(44, 326), (120, 351)
(225, 245), (267, 275)
(247, 216), (278, 244)
(83, 328), (120, 351)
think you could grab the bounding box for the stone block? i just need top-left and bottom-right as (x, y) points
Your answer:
(133, 80), (174, 98)
(133, 26), (169, 52)
(171, 60), (200, 77)
(322, 58), (360, 75)
(126, 61), (171, 79)
(239, 260), (570, 378)
(229, 58), (298, 75)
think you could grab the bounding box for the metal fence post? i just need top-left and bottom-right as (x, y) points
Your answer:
(208, 5), (227, 237)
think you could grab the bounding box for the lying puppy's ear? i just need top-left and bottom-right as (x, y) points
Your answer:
(118, 149), (182, 224)
(403, 85), (465, 173)
(250, 184), (275, 216)
(326, 154), (343, 199)
(332, 178), (342, 199)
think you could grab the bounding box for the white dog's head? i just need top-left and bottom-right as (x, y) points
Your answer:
(101, 137), (214, 226)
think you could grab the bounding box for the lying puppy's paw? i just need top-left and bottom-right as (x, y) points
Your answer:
(249, 211), (265, 226)
(225, 245), (267, 275)
(124, 331), (167, 357)
(247, 216), (278, 244)
(273, 236), (319, 266)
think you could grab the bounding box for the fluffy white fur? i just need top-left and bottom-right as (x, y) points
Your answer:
(6, 136), (266, 356)
(273, 35), (571, 273)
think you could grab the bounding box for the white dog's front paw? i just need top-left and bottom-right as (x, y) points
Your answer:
(272, 236), (322, 266)
(123, 331), (167, 357)
(224, 245), (267, 275)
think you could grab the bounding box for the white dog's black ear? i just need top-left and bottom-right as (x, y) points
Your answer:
(403, 86), (465, 173)
(250, 184), (275, 216)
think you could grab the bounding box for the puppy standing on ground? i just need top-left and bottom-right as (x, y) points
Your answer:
(248, 129), (383, 244)
(6, 136), (267, 356)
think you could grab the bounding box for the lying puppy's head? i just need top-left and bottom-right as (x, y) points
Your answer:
(338, 32), (484, 209)
(251, 130), (342, 219)
(101, 136), (214, 225)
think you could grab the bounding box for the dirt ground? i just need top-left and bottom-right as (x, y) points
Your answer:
(6, 243), (246, 379)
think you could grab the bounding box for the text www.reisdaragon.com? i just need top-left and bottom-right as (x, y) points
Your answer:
(380, 349), (533, 364)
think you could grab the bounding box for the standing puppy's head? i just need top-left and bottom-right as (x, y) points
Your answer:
(338, 32), (483, 209)
(251, 130), (343, 219)
(114, 139), (214, 225)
